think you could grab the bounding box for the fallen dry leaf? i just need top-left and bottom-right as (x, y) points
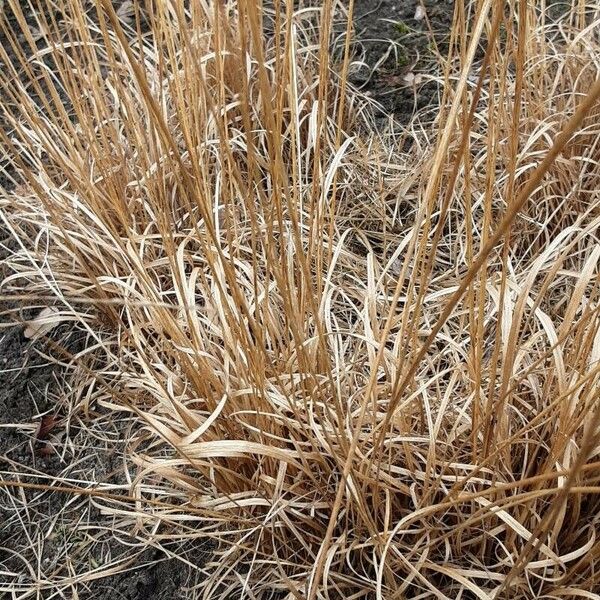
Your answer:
(116, 0), (135, 24)
(24, 306), (64, 339)
(36, 414), (58, 441)
(403, 72), (425, 85)
(37, 444), (55, 457)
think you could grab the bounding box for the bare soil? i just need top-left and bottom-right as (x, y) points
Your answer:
(352, 0), (454, 122)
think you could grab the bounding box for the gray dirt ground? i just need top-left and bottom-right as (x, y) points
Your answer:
(352, 0), (454, 122)
(0, 1), (454, 598)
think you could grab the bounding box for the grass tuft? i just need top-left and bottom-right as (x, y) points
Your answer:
(2, 0), (600, 597)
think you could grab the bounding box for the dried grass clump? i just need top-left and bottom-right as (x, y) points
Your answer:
(3, 0), (600, 597)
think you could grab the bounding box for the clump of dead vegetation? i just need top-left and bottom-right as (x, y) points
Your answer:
(2, 0), (600, 597)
